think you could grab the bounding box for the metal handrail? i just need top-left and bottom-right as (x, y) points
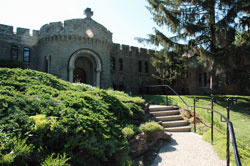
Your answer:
(142, 85), (241, 166)
(144, 85), (189, 109)
(193, 98), (242, 166)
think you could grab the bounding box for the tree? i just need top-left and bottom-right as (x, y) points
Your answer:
(151, 49), (186, 85)
(144, 0), (250, 92)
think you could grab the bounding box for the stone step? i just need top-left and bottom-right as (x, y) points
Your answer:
(164, 126), (192, 132)
(149, 105), (179, 111)
(150, 110), (180, 116)
(155, 115), (183, 121)
(162, 120), (189, 127)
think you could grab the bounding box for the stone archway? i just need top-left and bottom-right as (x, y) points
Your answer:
(68, 49), (102, 87)
(73, 68), (86, 83)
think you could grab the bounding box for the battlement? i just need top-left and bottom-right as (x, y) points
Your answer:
(0, 24), (39, 38)
(39, 19), (112, 42)
(112, 43), (155, 56)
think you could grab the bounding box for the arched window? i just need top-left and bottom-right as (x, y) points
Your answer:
(110, 57), (115, 71)
(10, 45), (18, 60)
(145, 61), (148, 73)
(23, 47), (30, 62)
(119, 58), (123, 71)
(138, 61), (142, 72)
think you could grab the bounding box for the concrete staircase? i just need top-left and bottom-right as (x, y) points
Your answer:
(149, 105), (191, 132)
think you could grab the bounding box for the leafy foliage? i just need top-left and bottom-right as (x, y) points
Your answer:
(41, 153), (70, 166)
(0, 68), (145, 166)
(143, 0), (250, 92)
(139, 121), (163, 135)
(151, 50), (187, 84)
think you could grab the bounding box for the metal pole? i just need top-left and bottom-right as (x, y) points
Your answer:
(193, 98), (196, 133)
(165, 86), (169, 106)
(226, 98), (231, 166)
(211, 98), (214, 144)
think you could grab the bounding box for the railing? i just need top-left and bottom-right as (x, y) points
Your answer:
(143, 85), (189, 109)
(142, 85), (242, 166)
(193, 97), (241, 166)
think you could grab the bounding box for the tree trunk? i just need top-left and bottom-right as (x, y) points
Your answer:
(209, 0), (216, 93)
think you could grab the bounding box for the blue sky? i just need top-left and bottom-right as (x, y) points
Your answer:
(0, 0), (170, 49)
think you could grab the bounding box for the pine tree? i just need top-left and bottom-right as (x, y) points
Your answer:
(151, 49), (186, 84)
(145, 0), (250, 92)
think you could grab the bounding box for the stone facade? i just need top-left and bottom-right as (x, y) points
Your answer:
(0, 8), (160, 94)
(5, 8), (242, 95)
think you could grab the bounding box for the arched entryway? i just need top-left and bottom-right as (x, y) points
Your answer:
(73, 68), (86, 83)
(68, 49), (102, 87)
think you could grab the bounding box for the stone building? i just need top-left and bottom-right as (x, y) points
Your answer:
(5, 8), (246, 95)
(0, 8), (158, 94)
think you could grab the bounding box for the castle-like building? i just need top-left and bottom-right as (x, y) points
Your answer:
(0, 8), (214, 95)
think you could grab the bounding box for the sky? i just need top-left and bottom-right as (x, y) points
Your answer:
(0, 0), (170, 49)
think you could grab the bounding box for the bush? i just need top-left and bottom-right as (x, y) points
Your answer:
(139, 121), (163, 135)
(0, 68), (145, 166)
(41, 153), (70, 166)
(122, 127), (135, 140)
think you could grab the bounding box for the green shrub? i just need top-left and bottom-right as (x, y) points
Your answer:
(139, 121), (163, 135)
(41, 153), (70, 166)
(0, 68), (146, 165)
(122, 127), (135, 140)
(0, 131), (34, 166)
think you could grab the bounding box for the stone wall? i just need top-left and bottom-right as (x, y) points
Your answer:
(110, 43), (158, 94)
(0, 24), (39, 69)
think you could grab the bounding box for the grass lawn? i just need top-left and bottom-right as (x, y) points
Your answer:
(143, 95), (250, 165)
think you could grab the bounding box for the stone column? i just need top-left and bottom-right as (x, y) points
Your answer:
(68, 66), (75, 83)
(96, 69), (101, 88)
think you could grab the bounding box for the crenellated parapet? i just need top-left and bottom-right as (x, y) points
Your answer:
(39, 18), (112, 47)
(0, 24), (39, 45)
(111, 43), (155, 59)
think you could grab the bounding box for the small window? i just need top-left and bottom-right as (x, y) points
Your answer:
(23, 47), (30, 62)
(110, 57), (115, 71)
(145, 61), (148, 73)
(10, 45), (18, 60)
(119, 58), (123, 71)
(138, 61), (142, 72)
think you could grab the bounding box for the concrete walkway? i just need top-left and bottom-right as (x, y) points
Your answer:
(152, 132), (225, 166)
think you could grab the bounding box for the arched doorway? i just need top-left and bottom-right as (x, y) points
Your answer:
(73, 68), (86, 83)
(68, 49), (102, 87)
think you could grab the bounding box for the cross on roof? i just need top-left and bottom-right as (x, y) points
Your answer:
(84, 8), (93, 19)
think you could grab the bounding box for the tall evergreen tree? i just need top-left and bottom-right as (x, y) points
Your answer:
(151, 49), (186, 84)
(144, 0), (250, 91)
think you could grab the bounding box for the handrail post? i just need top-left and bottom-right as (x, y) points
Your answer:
(164, 86), (169, 106)
(211, 97), (214, 144)
(193, 97), (198, 133)
(226, 98), (231, 166)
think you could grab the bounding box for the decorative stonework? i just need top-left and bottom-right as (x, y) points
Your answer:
(84, 8), (94, 19)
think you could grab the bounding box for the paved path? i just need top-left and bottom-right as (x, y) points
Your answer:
(152, 132), (225, 166)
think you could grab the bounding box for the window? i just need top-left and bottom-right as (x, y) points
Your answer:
(112, 83), (117, 90)
(23, 47), (30, 62)
(145, 61), (148, 73)
(10, 45), (18, 60)
(138, 61), (142, 72)
(203, 72), (207, 87)
(110, 57), (115, 71)
(119, 58), (123, 71)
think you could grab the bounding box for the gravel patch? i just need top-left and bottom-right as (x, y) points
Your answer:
(151, 132), (225, 166)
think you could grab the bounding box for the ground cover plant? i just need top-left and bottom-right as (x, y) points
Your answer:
(0, 68), (146, 166)
(143, 95), (250, 165)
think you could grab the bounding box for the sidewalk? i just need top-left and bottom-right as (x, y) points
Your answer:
(151, 132), (225, 166)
